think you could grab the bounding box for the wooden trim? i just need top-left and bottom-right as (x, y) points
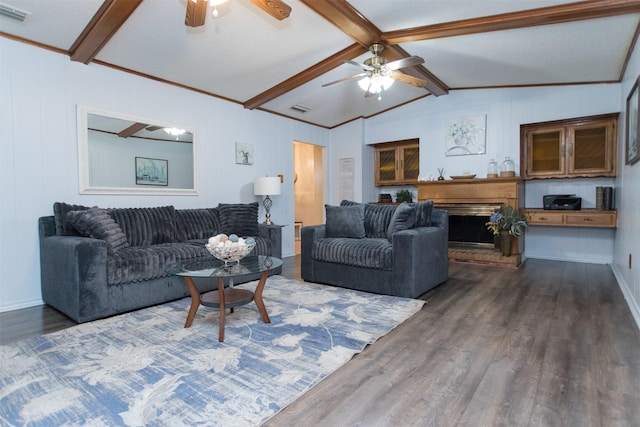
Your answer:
(69, 0), (142, 64)
(383, 0), (640, 44)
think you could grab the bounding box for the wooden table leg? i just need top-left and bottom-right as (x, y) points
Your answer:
(218, 277), (225, 342)
(183, 276), (200, 328)
(253, 271), (271, 324)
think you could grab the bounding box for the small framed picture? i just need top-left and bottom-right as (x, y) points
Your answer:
(626, 76), (639, 165)
(236, 142), (253, 165)
(135, 157), (168, 186)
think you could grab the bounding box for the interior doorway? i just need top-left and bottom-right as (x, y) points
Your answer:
(293, 141), (324, 255)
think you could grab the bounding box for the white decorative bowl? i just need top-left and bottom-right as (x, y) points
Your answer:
(206, 242), (255, 265)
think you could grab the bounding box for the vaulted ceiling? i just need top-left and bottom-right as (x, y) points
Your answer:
(2, 0), (639, 128)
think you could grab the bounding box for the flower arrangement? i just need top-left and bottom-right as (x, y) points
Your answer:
(486, 206), (528, 236)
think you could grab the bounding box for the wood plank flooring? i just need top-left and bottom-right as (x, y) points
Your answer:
(1, 257), (638, 426)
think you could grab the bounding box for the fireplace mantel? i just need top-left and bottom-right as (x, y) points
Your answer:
(417, 177), (525, 268)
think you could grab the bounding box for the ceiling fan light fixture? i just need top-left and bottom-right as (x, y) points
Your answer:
(358, 73), (394, 94)
(164, 127), (186, 137)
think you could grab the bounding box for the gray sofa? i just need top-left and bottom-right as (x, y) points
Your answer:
(301, 200), (448, 298)
(38, 202), (282, 323)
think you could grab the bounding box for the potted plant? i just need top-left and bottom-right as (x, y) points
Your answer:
(486, 206), (528, 256)
(395, 189), (413, 203)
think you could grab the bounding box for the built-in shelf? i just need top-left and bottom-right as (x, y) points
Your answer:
(523, 208), (617, 228)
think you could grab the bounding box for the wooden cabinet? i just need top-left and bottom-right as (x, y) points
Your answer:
(520, 113), (618, 179)
(524, 209), (617, 228)
(374, 139), (419, 186)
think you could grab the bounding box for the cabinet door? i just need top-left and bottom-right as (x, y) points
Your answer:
(399, 145), (420, 182)
(567, 119), (616, 177)
(524, 127), (567, 178)
(375, 146), (399, 185)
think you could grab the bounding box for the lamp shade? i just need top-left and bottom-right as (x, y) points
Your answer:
(254, 176), (281, 196)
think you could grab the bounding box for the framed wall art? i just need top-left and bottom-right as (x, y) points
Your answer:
(135, 157), (168, 186)
(626, 76), (639, 165)
(236, 142), (254, 165)
(445, 114), (486, 156)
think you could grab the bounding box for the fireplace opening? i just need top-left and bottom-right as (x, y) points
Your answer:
(438, 204), (502, 249)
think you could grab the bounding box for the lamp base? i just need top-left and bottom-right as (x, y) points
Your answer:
(263, 195), (273, 225)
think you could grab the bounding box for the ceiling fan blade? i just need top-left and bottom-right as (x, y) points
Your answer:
(344, 59), (372, 70)
(386, 56), (424, 71)
(145, 126), (163, 132)
(390, 71), (428, 89)
(322, 72), (368, 87)
(250, 0), (291, 20)
(185, 0), (207, 27)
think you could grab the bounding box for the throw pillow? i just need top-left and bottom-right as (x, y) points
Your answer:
(218, 202), (259, 236)
(176, 208), (221, 241)
(387, 202), (417, 241)
(53, 202), (89, 236)
(411, 200), (434, 227)
(66, 207), (129, 253)
(325, 204), (365, 238)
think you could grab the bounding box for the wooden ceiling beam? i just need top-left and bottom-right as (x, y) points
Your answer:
(383, 0), (640, 44)
(69, 0), (142, 64)
(384, 45), (449, 96)
(118, 122), (148, 138)
(299, 0), (381, 47)
(244, 43), (367, 110)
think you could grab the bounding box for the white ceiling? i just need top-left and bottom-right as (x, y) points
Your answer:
(1, 0), (639, 128)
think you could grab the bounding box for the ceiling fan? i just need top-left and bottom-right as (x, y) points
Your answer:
(185, 0), (291, 27)
(323, 44), (428, 100)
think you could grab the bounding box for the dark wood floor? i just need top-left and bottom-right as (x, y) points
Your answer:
(2, 257), (639, 426)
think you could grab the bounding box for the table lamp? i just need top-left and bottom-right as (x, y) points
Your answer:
(254, 176), (281, 225)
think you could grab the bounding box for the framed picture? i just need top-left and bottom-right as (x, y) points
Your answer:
(626, 76), (639, 166)
(135, 157), (168, 186)
(445, 114), (486, 156)
(235, 142), (254, 165)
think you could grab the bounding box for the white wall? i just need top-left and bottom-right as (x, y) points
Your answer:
(0, 38), (329, 311)
(613, 41), (640, 328)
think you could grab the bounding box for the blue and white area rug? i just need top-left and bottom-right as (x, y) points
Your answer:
(0, 276), (424, 426)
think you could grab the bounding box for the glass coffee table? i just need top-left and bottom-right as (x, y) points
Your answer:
(173, 255), (283, 342)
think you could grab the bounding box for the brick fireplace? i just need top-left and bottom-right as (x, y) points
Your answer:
(417, 177), (524, 268)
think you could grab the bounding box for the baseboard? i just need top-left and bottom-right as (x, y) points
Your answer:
(0, 298), (44, 313)
(524, 252), (612, 265)
(611, 264), (640, 332)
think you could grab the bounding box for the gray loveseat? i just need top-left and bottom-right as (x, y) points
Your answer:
(301, 200), (448, 298)
(39, 202), (281, 323)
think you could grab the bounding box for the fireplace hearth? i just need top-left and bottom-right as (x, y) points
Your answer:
(418, 178), (524, 268)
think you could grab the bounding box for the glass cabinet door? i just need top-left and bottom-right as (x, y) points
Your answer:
(375, 147), (398, 184)
(568, 120), (615, 176)
(526, 127), (566, 177)
(401, 145), (420, 181)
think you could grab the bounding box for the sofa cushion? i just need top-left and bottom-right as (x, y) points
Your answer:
(176, 208), (221, 241)
(106, 242), (208, 285)
(341, 200), (395, 238)
(411, 200), (434, 227)
(325, 204), (365, 238)
(66, 207), (129, 253)
(312, 238), (393, 270)
(218, 203), (259, 237)
(387, 202), (417, 240)
(53, 202), (90, 236)
(109, 206), (176, 246)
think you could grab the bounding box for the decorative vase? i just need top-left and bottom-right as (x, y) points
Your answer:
(494, 234), (501, 252)
(500, 231), (512, 257)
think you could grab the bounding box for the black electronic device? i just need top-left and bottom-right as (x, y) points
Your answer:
(543, 194), (582, 210)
